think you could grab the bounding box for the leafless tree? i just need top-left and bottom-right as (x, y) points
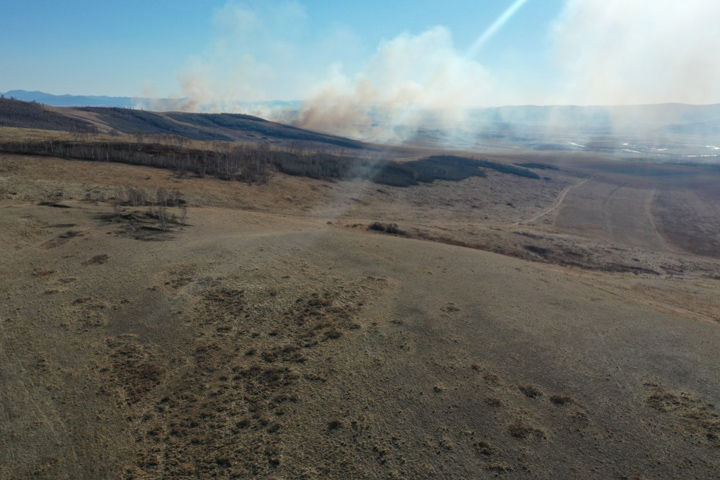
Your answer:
(135, 131), (146, 151)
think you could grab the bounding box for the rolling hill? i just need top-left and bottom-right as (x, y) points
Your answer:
(0, 98), (367, 150)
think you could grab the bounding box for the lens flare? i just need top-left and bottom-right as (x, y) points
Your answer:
(467, 0), (531, 58)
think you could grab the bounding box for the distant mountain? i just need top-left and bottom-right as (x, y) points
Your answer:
(0, 90), (303, 114)
(0, 90), (138, 108)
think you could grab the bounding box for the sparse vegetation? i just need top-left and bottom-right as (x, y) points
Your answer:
(83, 254), (109, 265)
(103, 186), (188, 238)
(519, 385), (544, 398)
(486, 462), (514, 473)
(473, 441), (495, 456)
(549, 395), (574, 406)
(327, 419), (345, 430)
(484, 397), (503, 407)
(507, 421), (546, 441)
(646, 385), (720, 447)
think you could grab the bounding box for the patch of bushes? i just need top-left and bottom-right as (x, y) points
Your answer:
(549, 395), (574, 406)
(524, 245), (550, 257)
(508, 421), (546, 441)
(519, 385), (544, 398)
(368, 222), (406, 236)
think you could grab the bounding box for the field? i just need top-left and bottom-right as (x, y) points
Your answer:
(1, 118), (720, 478)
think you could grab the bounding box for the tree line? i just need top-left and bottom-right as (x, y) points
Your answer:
(0, 137), (288, 183)
(0, 135), (540, 186)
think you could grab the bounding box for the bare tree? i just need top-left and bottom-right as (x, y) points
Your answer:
(180, 204), (188, 225)
(135, 131), (146, 151)
(126, 186), (145, 207)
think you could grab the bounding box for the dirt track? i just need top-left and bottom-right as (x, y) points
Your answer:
(554, 180), (676, 253)
(518, 178), (589, 225)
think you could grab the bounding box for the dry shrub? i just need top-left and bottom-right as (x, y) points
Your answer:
(368, 222), (406, 236)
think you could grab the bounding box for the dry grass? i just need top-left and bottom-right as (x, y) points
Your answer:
(646, 384), (720, 447)
(1, 143), (720, 478)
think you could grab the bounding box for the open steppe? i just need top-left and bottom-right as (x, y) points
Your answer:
(1, 119), (720, 479)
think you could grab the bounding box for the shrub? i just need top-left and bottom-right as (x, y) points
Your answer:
(368, 222), (406, 236)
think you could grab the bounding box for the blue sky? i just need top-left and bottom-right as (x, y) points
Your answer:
(1, 0), (718, 105)
(0, 1), (561, 98)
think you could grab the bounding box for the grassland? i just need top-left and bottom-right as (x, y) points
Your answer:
(1, 119), (720, 478)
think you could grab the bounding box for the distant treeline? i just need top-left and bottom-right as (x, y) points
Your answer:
(0, 138), (541, 186)
(0, 136), (376, 183)
(0, 138), (277, 183)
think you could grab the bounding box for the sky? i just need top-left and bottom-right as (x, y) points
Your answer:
(1, 0), (719, 107)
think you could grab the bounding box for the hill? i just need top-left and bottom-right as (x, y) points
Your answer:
(0, 98), (368, 150)
(6, 91), (720, 143)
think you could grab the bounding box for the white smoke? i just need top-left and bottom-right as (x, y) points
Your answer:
(552, 0), (720, 105)
(148, 0), (720, 145)
(137, 1), (320, 113)
(156, 3), (496, 143)
(295, 27), (493, 142)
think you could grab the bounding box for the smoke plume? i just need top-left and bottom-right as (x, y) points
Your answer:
(552, 0), (720, 105)
(147, 0), (720, 146)
(293, 27), (493, 142)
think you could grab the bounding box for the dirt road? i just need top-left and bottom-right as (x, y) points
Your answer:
(516, 178), (589, 225)
(553, 180), (673, 252)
